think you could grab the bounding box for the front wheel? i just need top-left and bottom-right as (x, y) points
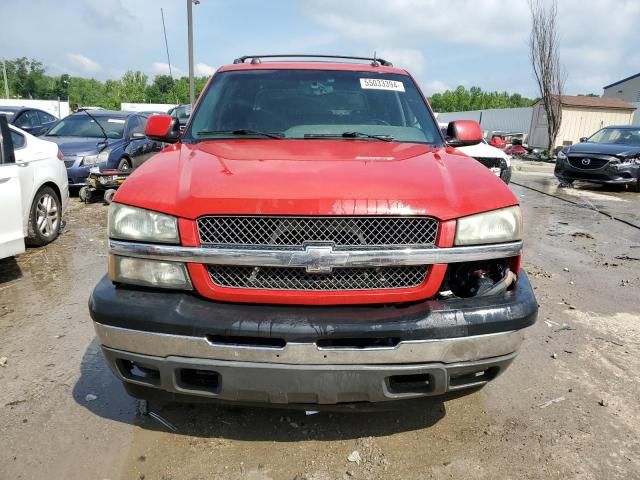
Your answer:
(103, 189), (117, 205)
(26, 186), (62, 247)
(500, 166), (512, 184)
(118, 158), (132, 171)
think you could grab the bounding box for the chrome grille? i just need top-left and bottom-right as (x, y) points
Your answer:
(197, 216), (439, 249)
(568, 157), (609, 170)
(207, 265), (428, 291)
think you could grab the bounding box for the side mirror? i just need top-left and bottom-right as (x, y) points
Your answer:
(579, 137), (588, 143)
(0, 116), (16, 164)
(145, 114), (181, 143)
(446, 120), (482, 147)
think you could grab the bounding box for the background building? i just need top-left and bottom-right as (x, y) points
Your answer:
(603, 73), (640, 102)
(527, 96), (636, 150)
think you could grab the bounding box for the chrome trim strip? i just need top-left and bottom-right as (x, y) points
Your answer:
(94, 322), (524, 365)
(108, 240), (523, 268)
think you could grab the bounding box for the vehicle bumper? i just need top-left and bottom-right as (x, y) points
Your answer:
(67, 165), (90, 187)
(555, 162), (639, 185)
(89, 272), (538, 405)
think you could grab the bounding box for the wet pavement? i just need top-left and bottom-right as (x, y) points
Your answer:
(1, 171), (639, 480)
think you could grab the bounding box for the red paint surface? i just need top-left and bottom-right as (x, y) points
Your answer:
(112, 61), (521, 305)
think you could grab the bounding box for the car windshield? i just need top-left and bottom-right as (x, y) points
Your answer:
(187, 69), (441, 144)
(588, 127), (640, 146)
(46, 115), (126, 139)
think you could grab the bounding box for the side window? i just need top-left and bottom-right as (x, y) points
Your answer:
(10, 130), (25, 149)
(128, 116), (146, 137)
(38, 111), (57, 124)
(14, 110), (41, 128)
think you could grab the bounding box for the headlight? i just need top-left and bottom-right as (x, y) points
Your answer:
(557, 150), (567, 160)
(83, 150), (110, 166)
(109, 203), (179, 243)
(617, 157), (640, 166)
(109, 255), (192, 290)
(455, 206), (522, 246)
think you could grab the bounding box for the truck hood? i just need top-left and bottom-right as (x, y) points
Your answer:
(115, 139), (518, 221)
(564, 142), (640, 157)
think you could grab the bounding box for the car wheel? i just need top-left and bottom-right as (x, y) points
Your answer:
(79, 186), (89, 202)
(26, 186), (62, 247)
(500, 167), (512, 184)
(103, 189), (117, 205)
(118, 158), (132, 171)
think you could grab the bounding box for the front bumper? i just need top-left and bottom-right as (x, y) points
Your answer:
(89, 272), (537, 405)
(555, 160), (639, 185)
(67, 165), (90, 187)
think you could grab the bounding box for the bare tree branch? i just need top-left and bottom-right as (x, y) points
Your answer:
(529, 0), (565, 153)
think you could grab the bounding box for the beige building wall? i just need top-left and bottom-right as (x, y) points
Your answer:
(556, 107), (635, 147)
(603, 76), (640, 102)
(528, 104), (635, 149)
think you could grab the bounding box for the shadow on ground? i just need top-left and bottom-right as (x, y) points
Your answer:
(73, 339), (448, 441)
(0, 257), (23, 284)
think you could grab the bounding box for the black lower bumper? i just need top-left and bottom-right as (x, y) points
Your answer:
(555, 161), (639, 185)
(89, 271), (538, 343)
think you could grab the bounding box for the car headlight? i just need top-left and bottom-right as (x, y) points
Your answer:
(109, 255), (192, 290)
(108, 203), (179, 243)
(83, 150), (110, 166)
(617, 157), (640, 166)
(557, 150), (567, 161)
(455, 206), (522, 246)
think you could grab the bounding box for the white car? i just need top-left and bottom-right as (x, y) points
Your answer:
(439, 123), (512, 183)
(0, 121), (69, 260)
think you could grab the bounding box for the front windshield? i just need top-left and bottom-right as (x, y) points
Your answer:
(187, 69), (441, 144)
(588, 127), (640, 146)
(46, 115), (126, 139)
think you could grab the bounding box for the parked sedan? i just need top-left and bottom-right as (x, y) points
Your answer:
(42, 110), (164, 187)
(0, 118), (69, 259)
(555, 125), (640, 191)
(0, 106), (58, 136)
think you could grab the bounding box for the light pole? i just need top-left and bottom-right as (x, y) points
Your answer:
(187, 0), (200, 106)
(2, 61), (9, 99)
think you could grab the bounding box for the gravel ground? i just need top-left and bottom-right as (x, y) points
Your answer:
(1, 172), (639, 480)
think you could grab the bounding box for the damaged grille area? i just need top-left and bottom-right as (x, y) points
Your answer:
(207, 265), (429, 291)
(568, 157), (609, 170)
(197, 216), (439, 249)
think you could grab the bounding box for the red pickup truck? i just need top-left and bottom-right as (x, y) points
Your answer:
(89, 55), (537, 408)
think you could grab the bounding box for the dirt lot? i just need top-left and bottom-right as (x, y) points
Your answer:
(1, 171), (639, 480)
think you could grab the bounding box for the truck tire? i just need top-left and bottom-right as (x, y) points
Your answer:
(26, 186), (62, 247)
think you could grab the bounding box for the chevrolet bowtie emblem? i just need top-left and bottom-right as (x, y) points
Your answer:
(291, 245), (349, 273)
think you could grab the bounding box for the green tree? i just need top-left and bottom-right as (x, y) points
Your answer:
(429, 85), (536, 113)
(120, 71), (148, 102)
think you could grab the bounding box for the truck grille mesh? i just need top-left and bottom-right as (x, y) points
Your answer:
(207, 265), (428, 291)
(197, 216), (439, 249)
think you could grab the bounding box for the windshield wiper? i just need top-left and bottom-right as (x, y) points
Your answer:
(79, 108), (109, 143)
(304, 132), (394, 142)
(197, 129), (284, 139)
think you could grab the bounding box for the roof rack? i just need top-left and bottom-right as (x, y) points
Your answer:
(232, 54), (393, 67)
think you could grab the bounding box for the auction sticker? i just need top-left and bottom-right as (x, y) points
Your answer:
(360, 78), (405, 92)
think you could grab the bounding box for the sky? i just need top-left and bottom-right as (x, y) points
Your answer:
(1, 0), (639, 98)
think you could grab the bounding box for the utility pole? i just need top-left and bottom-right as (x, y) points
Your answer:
(187, 0), (200, 106)
(2, 61), (9, 99)
(161, 8), (173, 79)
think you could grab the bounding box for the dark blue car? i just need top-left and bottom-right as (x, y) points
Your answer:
(42, 110), (164, 187)
(555, 125), (640, 191)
